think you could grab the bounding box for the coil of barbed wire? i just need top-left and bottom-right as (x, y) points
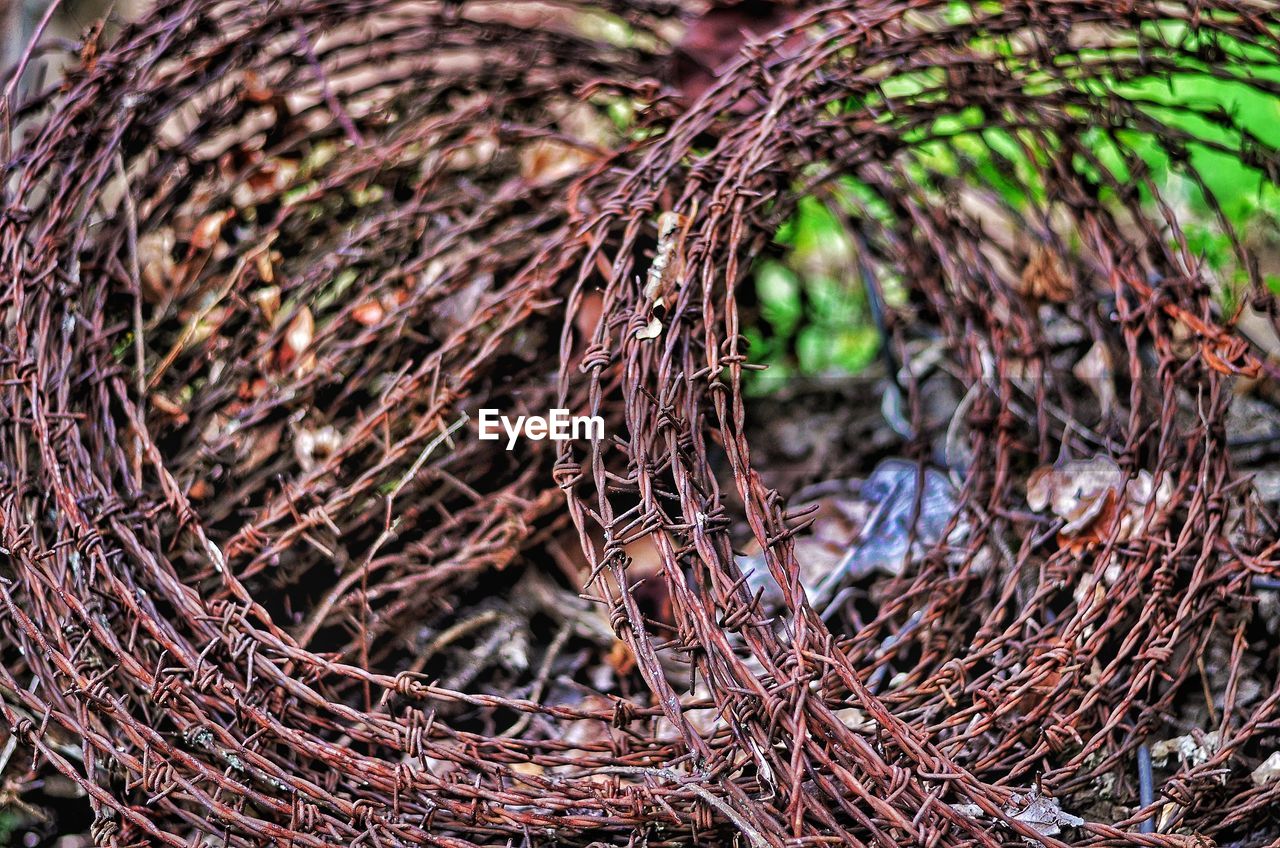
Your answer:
(4, 1), (1280, 846)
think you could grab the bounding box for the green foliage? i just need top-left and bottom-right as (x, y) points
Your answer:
(745, 14), (1280, 393)
(745, 196), (883, 393)
(0, 809), (17, 847)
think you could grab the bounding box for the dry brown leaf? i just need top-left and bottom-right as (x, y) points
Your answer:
(508, 761), (544, 777)
(277, 306), (314, 372)
(444, 131), (499, 172)
(574, 289), (605, 342)
(240, 421), (284, 473)
(1019, 246), (1073, 303)
(519, 139), (598, 185)
(191, 210), (232, 250)
(137, 227), (177, 302)
(254, 250), (280, 285)
(1027, 455), (1172, 549)
(251, 286), (281, 323)
(1073, 340), (1116, 410)
(352, 299), (384, 327)
(150, 392), (187, 424)
(233, 158), (299, 209)
(605, 639), (637, 675)
(634, 314), (663, 340)
(431, 273), (490, 337)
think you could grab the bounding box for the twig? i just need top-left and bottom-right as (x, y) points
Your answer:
(501, 619), (573, 739)
(388, 413), (470, 500)
(1, 0), (66, 157)
(293, 20), (364, 147)
(594, 765), (772, 848)
(113, 153), (146, 401)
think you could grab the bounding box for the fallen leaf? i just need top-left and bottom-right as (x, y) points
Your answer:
(1151, 731), (1220, 768)
(294, 424), (342, 472)
(742, 459), (964, 606)
(277, 306), (314, 372)
(1027, 455), (1171, 549)
(1005, 788), (1084, 838)
(352, 299), (384, 327)
(1019, 246), (1073, 303)
(842, 459), (963, 578)
(1073, 340), (1116, 411)
(634, 314), (663, 340)
(240, 421), (284, 472)
(508, 761), (544, 777)
(605, 639), (637, 675)
(251, 286), (281, 323)
(519, 139), (598, 185)
(431, 273), (489, 336)
(444, 131), (499, 172)
(137, 227), (177, 302)
(150, 392), (187, 424)
(574, 290), (605, 342)
(254, 250), (277, 284)
(232, 158), (299, 208)
(191, 210), (232, 250)
(1251, 751), (1280, 787)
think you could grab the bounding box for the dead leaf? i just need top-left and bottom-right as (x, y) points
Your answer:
(254, 250), (279, 284)
(508, 761), (544, 777)
(1073, 340), (1116, 410)
(251, 286), (281, 323)
(150, 392), (187, 424)
(519, 139), (598, 185)
(294, 424), (342, 472)
(743, 459), (964, 606)
(444, 131), (499, 172)
(1027, 455), (1171, 549)
(431, 273), (490, 337)
(352, 299), (384, 327)
(1005, 788), (1084, 839)
(634, 314), (663, 340)
(240, 421), (283, 472)
(574, 290), (605, 342)
(232, 158), (299, 208)
(137, 227), (177, 302)
(277, 306), (314, 373)
(605, 639), (637, 675)
(634, 210), (693, 341)
(1151, 731), (1220, 768)
(1251, 751), (1280, 786)
(191, 210), (232, 250)
(241, 70), (274, 104)
(1019, 246), (1073, 303)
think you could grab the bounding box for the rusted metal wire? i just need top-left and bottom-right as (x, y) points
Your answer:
(3, 0), (1280, 846)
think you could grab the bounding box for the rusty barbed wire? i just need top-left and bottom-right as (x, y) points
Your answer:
(4, 0), (1280, 846)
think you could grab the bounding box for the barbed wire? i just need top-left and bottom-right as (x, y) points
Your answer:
(3, 1), (1280, 845)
